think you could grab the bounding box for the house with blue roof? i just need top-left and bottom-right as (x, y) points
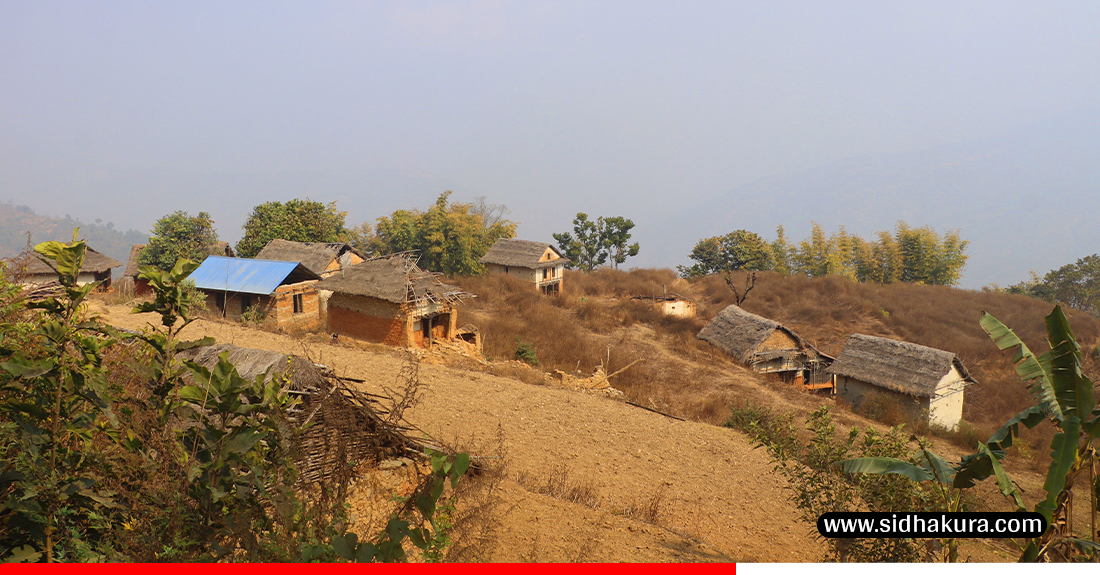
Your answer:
(189, 256), (322, 330)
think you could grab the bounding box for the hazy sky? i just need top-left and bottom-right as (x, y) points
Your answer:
(2, 1), (1098, 282)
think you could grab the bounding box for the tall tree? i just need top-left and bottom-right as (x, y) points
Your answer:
(1007, 254), (1100, 315)
(139, 211), (220, 271)
(553, 213), (606, 272)
(599, 216), (641, 270)
(677, 230), (771, 278)
(366, 191), (517, 275)
(554, 213), (640, 272)
(235, 199), (347, 258)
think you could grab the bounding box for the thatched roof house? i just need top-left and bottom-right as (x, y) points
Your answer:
(4, 246), (121, 289)
(178, 343), (427, 481)
(479, 238), (568, 295)
(827, 334), (975, 430)
(316, 254), (471, 347)
(697, 305), (833, 388)
(254, 239), (364, 278)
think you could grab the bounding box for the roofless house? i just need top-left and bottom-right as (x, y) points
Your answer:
(697, 305), (833, 389)
(479, 238), (568, 295)
(189, 256), (321, 330)
(826, 334), (974, 431)
(315, 253), (471, 348)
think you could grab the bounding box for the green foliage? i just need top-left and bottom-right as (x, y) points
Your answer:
(138, 211), (220, 272)
(729, 405), (933, 562)
(1006, 254), (1100, 316)
(677, 230), (772, 278)
(0, 232), (124, 562)
(514, 338), (538, 366)
(239, 306), (266, 325)
(554, 213), (640, 272)
(680, 221), (968, 285)
(364, 192), (517, 275)
(236, 199), (348, 258)
(841, 307), (1100, 562)
(329, 451), (470, 563)
(1, 231), (472, 563)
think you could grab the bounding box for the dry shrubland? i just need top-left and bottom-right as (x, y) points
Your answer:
(453, 268), (1100, 463)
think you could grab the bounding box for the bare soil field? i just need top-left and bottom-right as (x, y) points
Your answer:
(90, 300), (1032, 562)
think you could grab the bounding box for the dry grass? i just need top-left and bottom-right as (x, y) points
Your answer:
(452, 268), (1100, 465)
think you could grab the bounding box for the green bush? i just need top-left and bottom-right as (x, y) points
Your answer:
(514, 338), (538, 365)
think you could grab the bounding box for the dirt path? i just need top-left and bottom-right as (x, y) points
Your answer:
(91, 302), (824, 561)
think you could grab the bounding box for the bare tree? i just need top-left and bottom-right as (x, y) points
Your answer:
(725, 270), (757, 306)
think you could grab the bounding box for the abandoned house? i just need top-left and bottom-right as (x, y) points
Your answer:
(189, 256), (322, 330)
(697, 304), (834, 389)
(315, 254), (471, 348)
(3, 246), (121, 289)
(631, 293), (697, 318)
(121, 242), (235, 295)
(479, 238), (568, 295)
(254, 239), (365, 278)
(826, 334), (974, 431)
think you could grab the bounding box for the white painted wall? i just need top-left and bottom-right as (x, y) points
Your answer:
(929, 366), (966, 431)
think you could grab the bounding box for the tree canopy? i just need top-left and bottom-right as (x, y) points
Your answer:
(553, 213), (640, 272)
(235, 199), (347, 258)
(1006, 254), (1100, 315)
(138, 211), (220, 271)
(680, 222), (969, 286)
(355, 192), (517, 275)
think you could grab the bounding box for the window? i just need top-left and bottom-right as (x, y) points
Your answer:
(241, 295), (252, 314)
(543, 268), (549, 280)
(293, 293), (304, 314)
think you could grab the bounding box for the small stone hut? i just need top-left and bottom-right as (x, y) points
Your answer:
(479, 238), (568, 295)
(316, 254), (471, 348)
(826, 334), (975, 431)
(697, 304), (833, 388)
(4, 246), (121, 289)
(189, 256), (322, 330)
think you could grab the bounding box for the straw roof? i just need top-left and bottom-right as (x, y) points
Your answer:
(8, 246), (122, 276)
(315, 253), (470, 305)
(254, 239), (364, 276)
(697, 305), (806, 362)
(479, 238), (568, 269)
(826, 334), (976, 398)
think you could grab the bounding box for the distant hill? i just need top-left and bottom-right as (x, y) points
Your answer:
(653, 109), (1100, 289)
(0, 202), (148, 274)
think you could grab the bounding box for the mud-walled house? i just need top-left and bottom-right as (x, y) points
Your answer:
(479, 238), (568, 295)
(4, 246), (121, 290)
(189, 256), (322, 330)
(697, 304), (834, 389)
(122, 242), (235, 295)
(315, 254), (471, 348)
(826, 334), (974, 431)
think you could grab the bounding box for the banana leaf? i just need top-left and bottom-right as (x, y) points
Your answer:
(840, 457), (936, 482)
(981, 311), (1061, 419)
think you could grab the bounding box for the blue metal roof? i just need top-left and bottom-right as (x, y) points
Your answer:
(189, 256), (319, 295)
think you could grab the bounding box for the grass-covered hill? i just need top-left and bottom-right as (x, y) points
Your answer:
(452, 268), (1100, 463)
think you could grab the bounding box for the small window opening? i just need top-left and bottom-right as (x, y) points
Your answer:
(293, 293), (304, 314)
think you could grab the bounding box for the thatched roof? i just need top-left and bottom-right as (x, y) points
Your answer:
(123, 244), (146, 277)
(697, 305), (806, 363)
(7, 246), (122, 277)
(254, 239), (364, 276)
(125, 242), (235, 278)
(826, 334), (976, 398)
(315, 254), (470, 305)
(479, 238), (568, 269)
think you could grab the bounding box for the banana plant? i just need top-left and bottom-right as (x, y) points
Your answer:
(841, 306), (1100, 562)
